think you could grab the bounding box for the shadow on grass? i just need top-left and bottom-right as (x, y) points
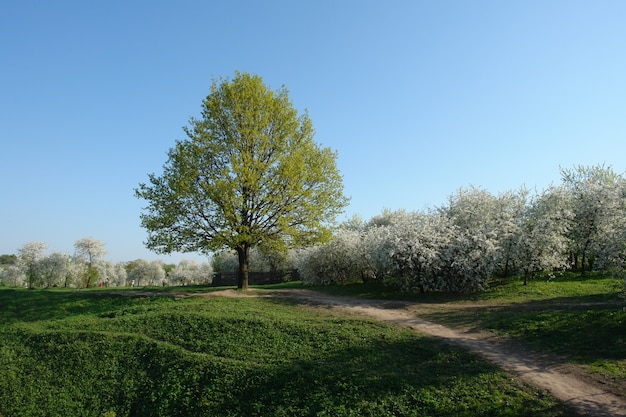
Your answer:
(304, 273), (623, 304)
(0, 288), (172, 324)
(419, 296), (626, 364)
(0, 287), (576, 416)
(303, 281), (474, 303)
(0, 323), (574, 417)
(233, 339), (572, 417)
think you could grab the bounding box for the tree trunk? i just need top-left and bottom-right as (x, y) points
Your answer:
(581, 252), (586, 276)
(581, 239), (590, 277)
(236, 245), (250, 290)
(568, 252), (576, 270)
(580, 243), (587, 277)
(503, 256), (510, 277)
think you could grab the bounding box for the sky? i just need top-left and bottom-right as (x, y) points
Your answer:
(1, 1), (626, 264)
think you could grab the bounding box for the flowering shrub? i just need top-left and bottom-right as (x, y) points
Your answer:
(436, 230), (498, 292)
(299, 210), (499, 292)
(296, 230), (371, 285)
(380, 212), (449, 292)
(169, 260), (213, 285)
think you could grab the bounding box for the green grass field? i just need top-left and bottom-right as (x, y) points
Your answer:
(424, 274), (626, 386)
(314, 273), (626, 391)
(0, 284), (578, 417)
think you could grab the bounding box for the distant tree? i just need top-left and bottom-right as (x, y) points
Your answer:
(147, 261), (166, 286)
(339, 214), (366, 231)
(98, 261), (127, 287)
(256, 246), (294, 273)
(127, 260), (165, 286)
(64, 258), (87, 288)
(162, 263), (176, 276)
(136, 72), (348, 289)
(113, 262), (128, 286)
(39, 252), (69, 288)
(304, 210), (451, 291)
(170, 260), (213, 286)
(126, 259), (146, 286)
(442, 186), (531, 278)
(74, 238), (107, 287)
(0, 254), (16, 286)
(366, 208), (402, 228)
(17, 242), (47, 289)
(436, 228), (498, 292)
(197, 262), (214, 285)
(211, 250), (240, 274)
(361, 223), (395, 281)
(0, 265), (25, 287)
(169, 260), (194, 286)
(212, 247), (292, 275)
(0, 254), (17, 266)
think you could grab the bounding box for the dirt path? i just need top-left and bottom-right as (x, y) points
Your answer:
(258, 289), (626, 417)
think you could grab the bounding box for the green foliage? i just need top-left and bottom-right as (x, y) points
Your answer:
(488, 309), (626, 361)
(0, 288), (572, 416)
(312, 274), (626, 384)
(136, 72), (348, 288)
(0, 254), (17, 266)
(396, 273), (626, 381)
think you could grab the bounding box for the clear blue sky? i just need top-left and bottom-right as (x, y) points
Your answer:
(2, 1), (625, 263)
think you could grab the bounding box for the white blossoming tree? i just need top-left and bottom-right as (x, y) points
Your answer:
(74, 238), (107, 287)
(127, 260), (166, 287)
(39, 252), (69, 288)
(561, 164), (624, 275)
(296, 229), (371, 286)
(170, 260), (213, 286)
(438, 187), (503, 290)
(17, 242), (47, 289)
(0, 265), (25, 287)
(512, 186), (573, 284)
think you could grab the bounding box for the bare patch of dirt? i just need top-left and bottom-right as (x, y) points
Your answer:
(198, 289), (261, 298)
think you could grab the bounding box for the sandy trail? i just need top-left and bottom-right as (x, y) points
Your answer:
(256, 289), (626, 417)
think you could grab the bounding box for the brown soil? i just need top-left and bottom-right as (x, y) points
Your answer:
(203, 288), (626, 417)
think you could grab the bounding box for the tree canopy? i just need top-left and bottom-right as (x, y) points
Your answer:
(136, 72), (348, 289)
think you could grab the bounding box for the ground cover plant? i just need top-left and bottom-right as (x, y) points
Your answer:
(422, 274), (626, 391)
(0, 288), (575, 417)
(316, 273), (626, 395)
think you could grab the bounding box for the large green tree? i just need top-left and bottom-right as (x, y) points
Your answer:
(136, 72), (348, 289)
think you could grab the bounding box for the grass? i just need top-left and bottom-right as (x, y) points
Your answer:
(315, 272), (626, 387)
(0, 287), (575, 417)
(431, 275), (625, 374)
(309, 272), (623, 303)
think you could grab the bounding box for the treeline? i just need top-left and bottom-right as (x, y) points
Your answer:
(295, 164), (626, 292)
(0, 238), (213, 288)
(6, 164), (626, 293)
(211, 164), (626, 292)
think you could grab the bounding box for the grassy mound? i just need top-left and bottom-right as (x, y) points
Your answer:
(0, 288), (574, 416)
